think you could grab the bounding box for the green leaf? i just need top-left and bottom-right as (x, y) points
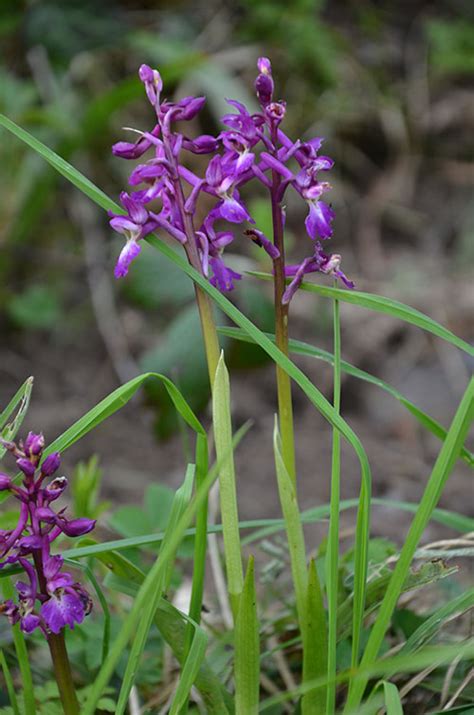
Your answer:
(346, 377), (474, 711)
(272, 418), (308, 631)
(213, 352), (243, 617)
(168, 618), (208, 715)
(0, 377), (33, 460)
(249, 271), (474, 357)
(218, 326), (474, 467)
(8, 284), (61, 330)
(1, 579), (36, 715)
(0, 650), (20, 715)
(302, 559), (327, 715)
(235, 556), (260, 715)
(382, 681), (403, 715)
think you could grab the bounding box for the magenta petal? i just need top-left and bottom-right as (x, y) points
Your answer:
(60, 518), (96, 537)
(114, 240), (142, 279)
(21, 613), (41, 634)
(110, 216), (137, 234)
(120, 193), (148, 224)
(305, 201), (334, 240)
(41, 591), (85, 633)
(219, 197), (251, 224)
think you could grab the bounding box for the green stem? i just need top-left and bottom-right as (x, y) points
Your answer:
(47, 632), (80, 715)
(270, 169), (296, 484)
(326, 292), (341, 715)
(2, 579), (36, 715)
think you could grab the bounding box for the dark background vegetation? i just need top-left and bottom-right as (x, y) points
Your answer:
(0, 0), (473, 533)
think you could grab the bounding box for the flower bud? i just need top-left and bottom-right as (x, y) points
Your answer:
(36, 507), (56, 523)
(60, 518), (96, 537)
(41, 452), (61, 477)
(0, 474), (12, 491)
(23, 432), (44, 458)
(16, 458), (35, 479)
(173, 96), (206, 121)
(44, 476), (68, 501)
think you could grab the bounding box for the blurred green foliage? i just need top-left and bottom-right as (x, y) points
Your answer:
(0, 0), (472, 433)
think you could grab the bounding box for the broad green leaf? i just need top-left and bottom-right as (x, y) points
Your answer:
(302, 559), (327, 714)
(218, 326), (474, 467)
(235, 556), (260, 715)
(346, 376), (474, 711)
(213, 352), (243, 617)
(249, 271), (474, 357)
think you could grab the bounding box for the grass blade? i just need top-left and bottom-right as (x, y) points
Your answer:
(273, 418), (308, 630)
(302, 559), (328, 714)
(169, 618), (208, 715)
(0, 377), (34, 460)
(0, 649), (21, 715)
(248, 271), (474, 357)
(218, 326), (474, 467)
(1, 578), (36, 715)
(346, 376), (474, 711)
(213, 352), (243, 618)
(235, 556), (260, 715)
(381, 681), (404, 715)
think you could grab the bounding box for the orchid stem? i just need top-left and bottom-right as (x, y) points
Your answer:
(271, 168), (296, 484)
(48, 632), (80, 715)
(326, 289), (341, 715)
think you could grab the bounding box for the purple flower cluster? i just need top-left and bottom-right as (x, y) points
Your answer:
(0, 433), (94, 635)
(110, 57), (353, 301)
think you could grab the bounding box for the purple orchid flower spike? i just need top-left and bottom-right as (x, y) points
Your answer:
(109, 57), (353, 298)
(0, 433), (95, 636)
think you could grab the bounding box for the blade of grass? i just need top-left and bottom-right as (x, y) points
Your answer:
(259, 641), (474, 712)
(400, 588), (474, 655)
(169, 617), (208, 715)
(273, 418), (308, 628)
(248, 271), (474, 357)
(115, 464), (195, 714)
(218, 326), (474, 467)
(0, 649), (21, 715)
(213, 352), (243, 618)
(382, 681), (404, 715)
(1, 578), (36, 715)
(0, 377), (34, 460)
(345, 376), (474, 711)
(302, 559), (328, 714)
(235, 556), (260, 715)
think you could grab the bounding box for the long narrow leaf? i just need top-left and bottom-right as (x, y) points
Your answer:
(0, 377), (34, 460)
(218, 326), (474, 467)
(248, 271), (474, 357)
(235, 556), (259, 715)
(1, 579), (36, 715)
(0, 649), (20, 715)
(302, 559), (327, 714)
(346, 376), (474, 711)
(169, 619), (208, 715)
(213, 352), (243, 617)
